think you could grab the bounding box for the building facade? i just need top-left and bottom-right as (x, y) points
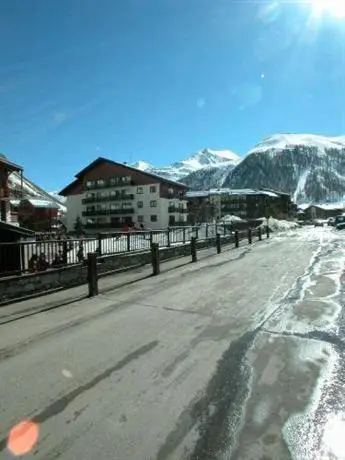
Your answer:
(0, 156), (23, 223)
(187, 188), (295, 223)
(59, 157), (188, 232)
(18, 199), (60, 232)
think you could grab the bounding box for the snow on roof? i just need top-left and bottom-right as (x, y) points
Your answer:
(24, 199), (59, 209)
(187, 188), (279, 198)
(300, 202), (345, 211)
(186, 191), (210, 198)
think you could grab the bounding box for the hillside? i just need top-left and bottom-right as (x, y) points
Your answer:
(224, 134), (345, 203)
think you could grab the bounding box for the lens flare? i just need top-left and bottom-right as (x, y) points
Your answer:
(7, 420), (39, 456)
(310, 0), (345, 19)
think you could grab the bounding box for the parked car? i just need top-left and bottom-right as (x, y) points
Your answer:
(336, 221), (345, 230)
(335, 215), (345, 227)
(313, 219), (325, 227)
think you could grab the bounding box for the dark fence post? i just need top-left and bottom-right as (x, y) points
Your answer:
(195, 227), (199, 240)
(183, 227), (186, 244)
(127, 232), (131, 251)
(98, 233), (102, 256)
(191, 236), (197, 262)
(206, 223), (209, 239)
(87, 252), (99, 297)
(258, 227), (262, 241)
(151, 242), (160, 275)
(266, 225), (270, 239)
(248, 228), (252, 244)
(167, 228), (170, 247)
(223, 224), (226, 236)
(62, 240), (68, 265)
(216, 233), (221, 254)
(150, 231), (153, 247)
(235, 230), (239, 248)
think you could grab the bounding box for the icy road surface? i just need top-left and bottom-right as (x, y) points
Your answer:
(0, 226), (344, 459)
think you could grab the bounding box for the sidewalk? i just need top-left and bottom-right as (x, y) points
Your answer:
(0, 237), (265, 324)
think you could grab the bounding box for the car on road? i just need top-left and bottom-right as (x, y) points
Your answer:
(334, 215), (345, 230)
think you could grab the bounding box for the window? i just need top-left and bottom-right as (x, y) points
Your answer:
(86, 180), (94, 188)
(150, 215), (157, 222)
(150, 185), (156, 193)
(138, 215), (144, 223)
(122, 202), (132, 208)
(150, 200), (157, 207)
(168, 188), (174, 196)
(137, 201), (143, 208)
(110, 203), (119, 210)
(97, 179), (105, 187)
(137, 187), (143, 194)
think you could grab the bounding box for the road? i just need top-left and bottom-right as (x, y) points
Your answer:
(0, 227), (344, 459)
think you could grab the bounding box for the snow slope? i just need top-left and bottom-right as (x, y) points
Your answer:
(132, 148), (241, 182)
(225, 133), (345, 204)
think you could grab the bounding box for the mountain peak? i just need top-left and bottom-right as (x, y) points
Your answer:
(249, 133), (345, 156)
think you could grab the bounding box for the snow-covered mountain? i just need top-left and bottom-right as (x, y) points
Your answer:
(224, 134), (345, 204)
(132, 148), (241, 182)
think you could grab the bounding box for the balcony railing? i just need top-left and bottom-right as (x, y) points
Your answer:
(82, 194), (134, 204)
(82, 208), (134, 217)
(168, 206), (188, 213)
(85, 179), (132, 190)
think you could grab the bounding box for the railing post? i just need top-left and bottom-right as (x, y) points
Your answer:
(98, 233), (102, 256)
(248, 228), (252, 244)
(87, 252), (99, 297)
(127, 232), (131, 251)
(183, 227), (186, 244)
(167, 227), (170, 247)
(191, 236), (197, 262)
(151, 242), (160, 275)
(216, 233), (221, 254)
(206, 223), (209, 239)
(266, 225), (270, 239)
(235, 230), (239, 248)
(258, 227), (262, 241)
(62, 240), (68, 265)
(150, 231), (153, 247)
(223, 224), (226, 236)
(195, 227), (199, 240)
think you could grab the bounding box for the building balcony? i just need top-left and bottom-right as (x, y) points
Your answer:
(82, 208), (134, 217)
(85, 179), (132, 190)
(82, 194), (134, 204)
(168, 206), (188, 213)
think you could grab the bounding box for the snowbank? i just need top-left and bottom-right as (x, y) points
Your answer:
(258, 217), (299, 233)
(220, 214), (243, 223)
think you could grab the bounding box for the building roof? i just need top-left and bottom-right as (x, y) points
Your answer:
(0, 220), (34, 236)
(186, 188), (280, 198)
(59, 157), (188, 196)
(20, 199), (59, 209)
(0, 156), (23, 172)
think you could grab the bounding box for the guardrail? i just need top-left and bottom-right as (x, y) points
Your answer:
(0, 224), (232, 277)
(87, 226), (268, 297)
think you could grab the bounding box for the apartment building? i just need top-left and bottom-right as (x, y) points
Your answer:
(187, 188), (295, 223)
(59, 157), (188, 232)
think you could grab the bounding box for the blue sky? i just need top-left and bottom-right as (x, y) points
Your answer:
(1, 0), (345, 190)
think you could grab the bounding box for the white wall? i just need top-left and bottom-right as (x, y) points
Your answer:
(66, 194), (83, 232)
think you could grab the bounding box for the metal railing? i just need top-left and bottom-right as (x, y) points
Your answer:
(0, 224), (269, 278)
(82, 194), (134, 204)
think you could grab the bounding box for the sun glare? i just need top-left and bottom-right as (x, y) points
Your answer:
(310, 0), (345, 19)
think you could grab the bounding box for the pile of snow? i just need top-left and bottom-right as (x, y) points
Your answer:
(220, 214), (243, 223)
(259, 217), (299, 233)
